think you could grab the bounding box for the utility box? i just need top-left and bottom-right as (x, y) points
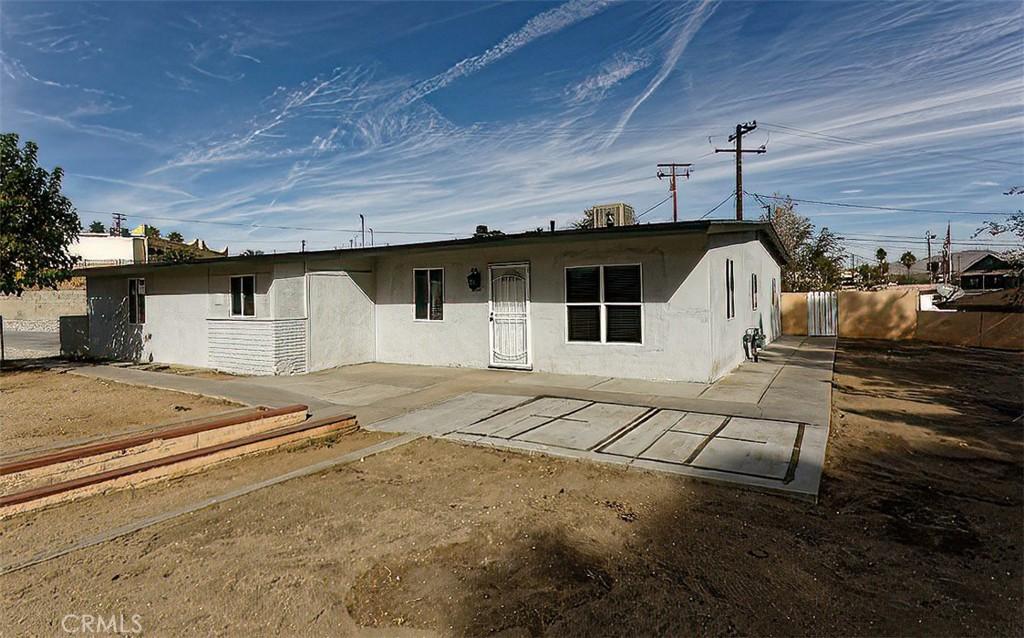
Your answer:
(586, 203), (636, 229)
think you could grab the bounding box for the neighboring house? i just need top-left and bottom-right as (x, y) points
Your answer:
(956, 253), (1019, 291)
(75, 220), (787, 383)
(935, 287), (1024, 313)
(70, 233), (148, 267)
(891, 250), (1016, 286)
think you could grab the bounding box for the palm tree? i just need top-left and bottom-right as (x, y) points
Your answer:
(899, 251), (917, 278)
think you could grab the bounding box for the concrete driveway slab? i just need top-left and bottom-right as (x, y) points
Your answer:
(588, 377), (708, 399)
(642, 431), (707, 464)
(600, 410), (682, 457)
(367, 393), (530, 436)
(517, 403), (647, 450)
(322, 383), (412, 406)
(670, 412), (728, 435)
(691, 435), (794, 480)
(504, 372), (609, 390)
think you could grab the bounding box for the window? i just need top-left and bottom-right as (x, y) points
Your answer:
(231, 275), (255, 317)
(771, 278), (778, 309)
(414, 268), (444, 321)
(751, 273), (758, 310)
(566, 264), (642, 344)
(725, 259), (735, 319)
(128, 278), (146, 324)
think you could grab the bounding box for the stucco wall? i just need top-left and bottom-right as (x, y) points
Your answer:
(916, 311), (1023, 351)
(781, 292), (808, 335)
(705, 232), (783, 380)
(838, 288), (918, 340)
(307, 272), (376, 371)
(373, 233), (769, 382)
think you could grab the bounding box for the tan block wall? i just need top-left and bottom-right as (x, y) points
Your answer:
(838, 289), (918, 340)
(781, 293), (808, 335)
(980, 313), (1023, 350)
(915, 311), (981, 347)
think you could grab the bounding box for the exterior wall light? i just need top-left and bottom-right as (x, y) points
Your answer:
(467, 268), (482, 291)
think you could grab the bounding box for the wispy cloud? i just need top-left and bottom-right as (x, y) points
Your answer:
(19, 110), (153, 148)
(601, 0), (718, 149)
(393, 0), (615, 109)
(69, 173), (197, 198)
(566, 51), (651, 105)
(840, 189), (864, 194)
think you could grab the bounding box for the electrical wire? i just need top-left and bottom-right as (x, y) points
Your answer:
(698, 192), (736, 220)
(635, 194), (673, 219)
(746, 193), (1014, 217)
(76, 209), (464, 237)
(760, 121), (1023, 169)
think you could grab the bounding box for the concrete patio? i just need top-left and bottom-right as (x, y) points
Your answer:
(70, 335), (836, 500)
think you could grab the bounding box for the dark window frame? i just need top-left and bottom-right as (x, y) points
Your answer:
(128, 278), (146, 324)
(751, 273), (758, 310)
(413, 267), (445, 321)
(230, 274), (256, 317)
(565, 264), (643, 344)
(725, 259), (735, 319)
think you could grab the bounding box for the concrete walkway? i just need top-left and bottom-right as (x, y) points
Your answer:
(69, 336), (836, 499)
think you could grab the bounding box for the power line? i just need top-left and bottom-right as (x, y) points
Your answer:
(698, 192), (736, 220)
(760, 121), (1023, 169)
(747, 193), (1014, 217)
(635, 195), (673, 220)
(76, 210), (463, 237)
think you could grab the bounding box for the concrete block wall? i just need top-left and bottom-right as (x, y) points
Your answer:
(0, 290), (87, 331)
(207, 318), (308, 375)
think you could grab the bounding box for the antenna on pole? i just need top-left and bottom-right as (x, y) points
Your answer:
(656, 163), (692, 222)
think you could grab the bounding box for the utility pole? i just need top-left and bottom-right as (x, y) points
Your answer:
(656, 163), (692, 222)
(715, 121), (766, 220)
(359, 214), (365, 247)
(111, 212), (127, 236)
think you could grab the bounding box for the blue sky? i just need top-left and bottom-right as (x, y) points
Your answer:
(2, 1), (1021, 260)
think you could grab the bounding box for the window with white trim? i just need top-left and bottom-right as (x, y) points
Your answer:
(414, 268), (444, 321)
(725, 259), (735, 319)
(128, 278), (146, 324)
(566, 264), (642, 343)
(230, 275), (255, 317)
(751, 273), (758, 310)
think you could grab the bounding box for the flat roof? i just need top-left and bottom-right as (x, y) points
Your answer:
(75, 219), (790, 277)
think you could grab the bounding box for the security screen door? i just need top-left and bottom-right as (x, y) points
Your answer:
(489, 263), (531, 369)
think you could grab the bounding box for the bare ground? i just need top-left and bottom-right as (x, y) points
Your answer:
(3, 341), (1022, 637)
(0, 368), (240, 456)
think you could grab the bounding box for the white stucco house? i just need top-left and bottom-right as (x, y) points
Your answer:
(75, 220), (788, 383)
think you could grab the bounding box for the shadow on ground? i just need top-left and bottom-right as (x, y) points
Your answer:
(345, 339), (1023, 636)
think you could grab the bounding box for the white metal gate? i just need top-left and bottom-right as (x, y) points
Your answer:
(807, 291), (838, 336)
(489, 264), (531, 369)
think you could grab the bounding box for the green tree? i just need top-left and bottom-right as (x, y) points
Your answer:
(899, 251), (917, 277)
(144, 225), (161, 238)
(88, 220), (106, 234)
(240, 249), (264, 256)
(764, 194), (846, 291)
(156, 247), (196, 263)
(165, 231), (184, 243)
(0, 133), (81, 296)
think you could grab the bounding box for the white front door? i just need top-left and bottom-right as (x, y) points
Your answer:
(489, 263), (531, 369)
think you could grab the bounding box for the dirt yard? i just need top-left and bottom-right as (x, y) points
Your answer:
(0, 368), (239, 455)
(3, 341), (1022, 636)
